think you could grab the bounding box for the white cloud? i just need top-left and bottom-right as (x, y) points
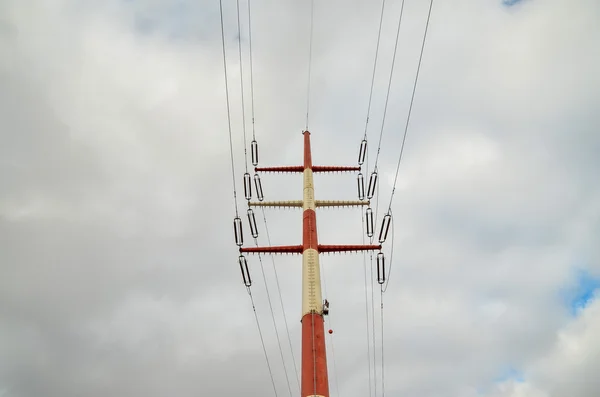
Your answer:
(1, 0), (599, 396)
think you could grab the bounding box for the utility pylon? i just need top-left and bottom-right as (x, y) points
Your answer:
(240, 131), (381, 397)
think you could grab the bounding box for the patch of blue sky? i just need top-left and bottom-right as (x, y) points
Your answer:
(123, 0), (208, 40)
(567, 268), (600, 315)
(495, 366), (525, 383)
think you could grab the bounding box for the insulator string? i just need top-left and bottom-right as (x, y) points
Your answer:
(382, 209), (395, 293)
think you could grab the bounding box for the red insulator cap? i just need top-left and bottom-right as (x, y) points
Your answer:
(328, 329), (333, 334)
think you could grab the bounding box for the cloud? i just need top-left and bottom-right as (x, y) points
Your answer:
(1, 0), (599, 396)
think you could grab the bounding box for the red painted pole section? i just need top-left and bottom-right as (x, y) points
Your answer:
(301, 313), (329, 397)
(255, 165), (304, 173)
(304, 131), (313, 169)
(301, 131), (329, 397)
(240, 245), (303, 254)
(312, 165), (361, 172)
(302, 210), (318, 250)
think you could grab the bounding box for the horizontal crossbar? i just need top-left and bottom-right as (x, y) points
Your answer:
(318, 244), (382, 253)
(316, 200), (369, 207)
(249, 200), (369, 208)
(254, 165), (361, 173)
(240, 244), (381, 254)
(249, 200), (303, 208)
(312, 166), (361, 172)
(255, 166), (303, 173)
(240, 245), (303, 254)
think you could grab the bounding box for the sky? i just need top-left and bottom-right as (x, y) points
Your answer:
(0, 0), (599, 396)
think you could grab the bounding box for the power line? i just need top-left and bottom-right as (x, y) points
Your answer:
(362, 143), (375, 397)
(248, 288), (279, 397)
(327, 313), (340, 397)
(260, 207), (301, 393)
(238, 2), (293, 392)
(372, 0), (407, 172)
(370, 252), (377, 397)
(247, 0), (257, 141)
(377, 4), (435, 397)
(219, 0), (239, 217)
(235, 0), (249, 172)
(386, 0), (435, 213)
(361, 215), (374, 397)
(318, 244), (340, 397)
(305, 0), (315, 131)
(380, 287), (385, 397)
(255, 243), (294, 397)
(363, 0), (388, 139)
(222, 1), (277, 393)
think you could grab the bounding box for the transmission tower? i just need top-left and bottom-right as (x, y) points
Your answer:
(237, 130), (382, 397)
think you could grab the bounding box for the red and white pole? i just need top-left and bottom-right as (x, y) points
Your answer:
(240, 131), (380, 395)
(301, 131), (329, 397)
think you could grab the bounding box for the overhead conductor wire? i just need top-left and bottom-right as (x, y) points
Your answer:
(221, 0), (239, 218)
(381, 0), (435, 295)
(253, 234), (294, 397)
(262, 208), (301, 393)
(363, 2), (406, 392)
(243, 0), (300, 392)
(360, 1), (387, 394)
(372, 0), (407, 173)
(235, 0), (249, 173)
(386, 0), (435, 214)
(248, 290), (278, 397)
(247, 0), (257, 141)
(361, 214), (373, 397)
(379, 2), (435, 396)
(237, 0), (296, 395)
(318, 226), (340, 397)
(221, 0), (277, 394)
(305, 0), (314, 130)
(372, 180), (379, 397)
(362, 0), (387, 139)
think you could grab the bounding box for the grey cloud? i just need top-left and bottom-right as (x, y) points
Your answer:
(1, 0), (600, 396)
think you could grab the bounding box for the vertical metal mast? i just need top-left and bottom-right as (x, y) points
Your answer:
(240, 130), (381, 397)
(300, 131), (327, 397)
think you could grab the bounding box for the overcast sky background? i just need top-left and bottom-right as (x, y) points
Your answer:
(1, 0), (599, 396)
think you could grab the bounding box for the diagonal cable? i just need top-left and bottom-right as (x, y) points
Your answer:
(386, 0), (435, 213)
(247, 288), (279, 396)
(260, 207), (301, 393)
(363, 0), (388, 140)
(219, 0), (239, 217)
(305, 0), (315, 130)
(253, 234), (294, 397)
